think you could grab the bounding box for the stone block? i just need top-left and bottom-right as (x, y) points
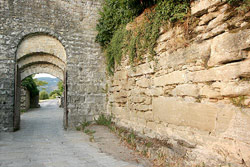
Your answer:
(190, 59), (250, 82)
(128, 62), (154, 77)
(111, 106), (129, 119)
(136, 77), (151, 88)
(199, 85), (220, 98)
(237, 142), (250, 167)
(208, 30), (250, 67)
(114, 91), (127, 99)
(145, 87), (164, 97)
(199, 11), (220, 26)
(225, 110), (250, 144)
(215, 105), (235, 133)
(113, 70), (128, 80)
(191, 0), (224, 15)
(154, 71), (188, 86)
(157, 29), (174, 42)
(134, 104), (152, 112)
(152, 97), (218, 131)
(170, 84), (199, 97)
(213, 81), (250, 97)
(129, 95), (145, 103)
(158, 41), (211, 69)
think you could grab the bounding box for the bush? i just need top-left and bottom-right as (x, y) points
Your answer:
(39, 91), (49, 100)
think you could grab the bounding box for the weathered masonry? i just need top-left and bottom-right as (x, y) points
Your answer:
(107, 1), (250, 166)
(0, 0), (106, 131)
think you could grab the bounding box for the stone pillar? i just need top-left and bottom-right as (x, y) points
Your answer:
(20, 86), (30, 111)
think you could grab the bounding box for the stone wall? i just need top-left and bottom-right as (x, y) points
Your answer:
(0, 0), (106, 131)
(20, 86), (30, 111)
(107, 1), (250, 166)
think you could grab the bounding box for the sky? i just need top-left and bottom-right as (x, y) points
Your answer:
(34, 73), (56, 78)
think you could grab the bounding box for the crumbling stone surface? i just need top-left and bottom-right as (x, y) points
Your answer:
(107, 1), (250, 166)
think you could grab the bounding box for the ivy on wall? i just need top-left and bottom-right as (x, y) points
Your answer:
(96, 0), (247, 75)
(21, 76), (39, 97)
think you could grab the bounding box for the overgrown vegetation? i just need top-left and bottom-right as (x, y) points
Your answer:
(76, 119), (92, 131)
(96, 0), (190, 74)
(226, 0), (244, 5)
(94, 114), (112, 127)
(97, 0), (249, 75)
(21, 76), (39, 98)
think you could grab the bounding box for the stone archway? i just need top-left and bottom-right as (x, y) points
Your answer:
(14, 34), (67, 131)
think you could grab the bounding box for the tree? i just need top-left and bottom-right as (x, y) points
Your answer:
(33, 78), (48, 87)
(49, 89), (62, 99)
(57, 81), (64, 93)
(39, 91), (49, 100)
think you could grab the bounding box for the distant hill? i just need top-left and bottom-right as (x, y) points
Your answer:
(36, 77), (61, 93)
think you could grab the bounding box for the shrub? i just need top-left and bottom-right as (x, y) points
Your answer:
(39, 91), (49, 100)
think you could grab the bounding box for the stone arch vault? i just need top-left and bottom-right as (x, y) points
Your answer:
(14, 34), (67, 130)
(0, 0), (106, 132)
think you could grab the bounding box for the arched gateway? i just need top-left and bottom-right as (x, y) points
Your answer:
(0, 0), (106, 132)
(14, 34), (68, 130)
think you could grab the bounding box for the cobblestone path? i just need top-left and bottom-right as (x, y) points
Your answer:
(0, 100), (139, 167)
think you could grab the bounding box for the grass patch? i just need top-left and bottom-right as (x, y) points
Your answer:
(94, 114), (112, 126)
(76, 119), (92, 131)
(230, 96), (247, 108)
(84, 129), (96, 135)
(21, 109), (26, 113)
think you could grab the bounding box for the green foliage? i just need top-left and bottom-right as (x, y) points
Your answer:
(226, 0), (243, 5)
(49, 89), (62, 98)
(155, 0), (190, 22)
(105, 27), (127, 74)
(21, 76), (39, 97)
(49, 81), (64, 99)
(80, 120), (91, 130)
(97, 0), (250, 75)
(95, 114), (112, 126)
(33, 78), (48, 87)
(84, 129), (96, 135)
(126, 131), (136, 146)
(96, 0), (191, 75)
(21, 109), (26, 113)
(57, 81), (64, 93)
(96, 0), (156, 48)
(39, 90), (49, 100)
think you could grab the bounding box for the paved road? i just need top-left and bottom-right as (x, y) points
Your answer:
(0, 100), (137, 167)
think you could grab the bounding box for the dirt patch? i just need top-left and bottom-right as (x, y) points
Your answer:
(81, 125), (153, 167)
